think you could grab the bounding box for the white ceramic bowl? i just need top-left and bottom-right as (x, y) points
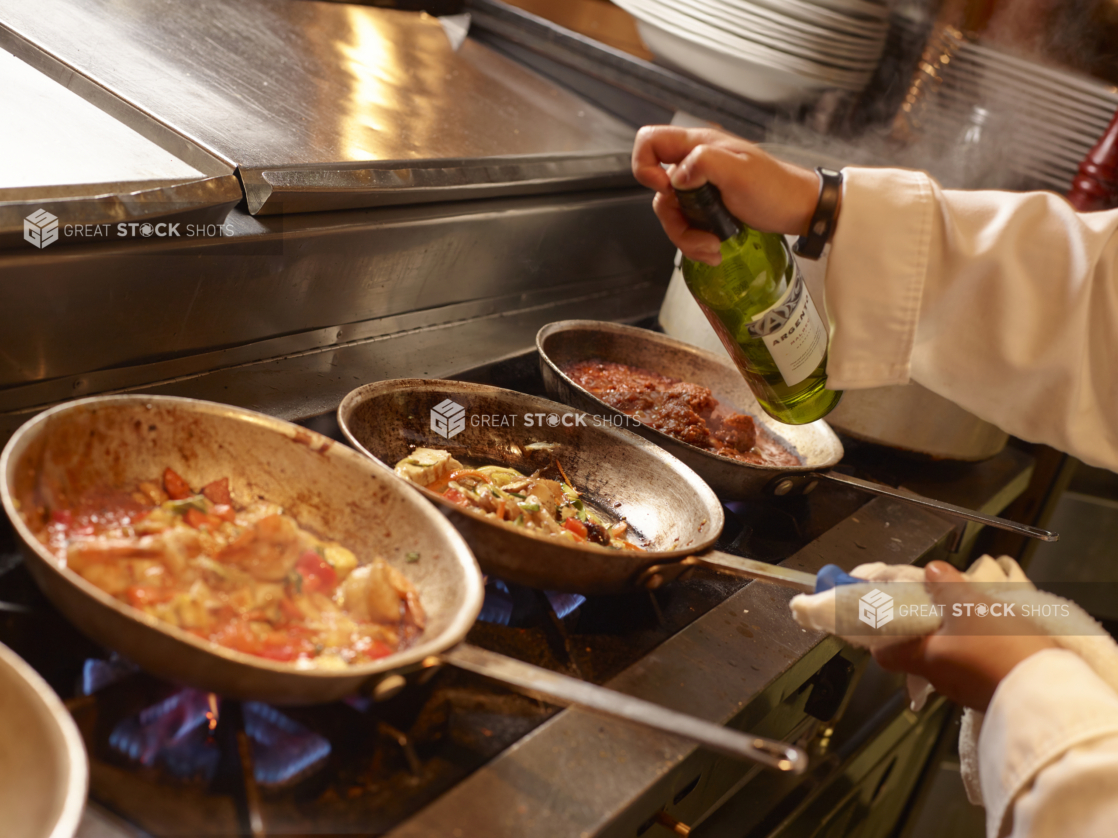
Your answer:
(0, 642), (87, 838)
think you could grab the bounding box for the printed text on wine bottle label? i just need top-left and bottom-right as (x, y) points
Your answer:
(749, 274), (828, 386)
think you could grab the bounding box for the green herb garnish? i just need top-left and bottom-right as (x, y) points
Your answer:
(166, 496), (209, 515)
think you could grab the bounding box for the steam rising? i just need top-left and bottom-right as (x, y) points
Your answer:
(764, 2), (1118, 194)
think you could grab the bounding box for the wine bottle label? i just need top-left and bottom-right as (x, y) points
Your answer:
(747, 269), (828, 387)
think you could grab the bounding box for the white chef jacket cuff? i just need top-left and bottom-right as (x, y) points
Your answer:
(823, 166), (935, 390)
(979, 648), (1118, 838)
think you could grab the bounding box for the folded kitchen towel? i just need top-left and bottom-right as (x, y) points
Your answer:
(789, 555), (1118, 807)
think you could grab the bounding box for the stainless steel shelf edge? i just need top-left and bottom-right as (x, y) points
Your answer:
(0, 176), (242, 242)
(244, 153), (637, 215)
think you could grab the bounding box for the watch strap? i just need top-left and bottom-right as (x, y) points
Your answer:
(793, 167), (843, 260)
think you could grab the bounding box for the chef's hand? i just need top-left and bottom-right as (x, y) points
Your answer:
(872, 562), (1058, 712)
(631, 125), (820, 266)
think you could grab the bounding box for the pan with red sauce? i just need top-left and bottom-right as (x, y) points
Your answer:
(563, 360), (800, 467)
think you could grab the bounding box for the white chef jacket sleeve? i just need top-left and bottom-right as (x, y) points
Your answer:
(977, 648), (1118, 838)
(823, 167), (1118, 472)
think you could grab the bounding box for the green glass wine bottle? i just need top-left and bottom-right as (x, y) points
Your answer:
(675, 183), (842, 425)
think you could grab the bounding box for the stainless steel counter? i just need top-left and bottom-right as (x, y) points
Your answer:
(0, 47), (240, 240)
(0, 0), (638, 214)
(0, 187), (674, 434)
(0, 0), (676, 447)
(1, 49), (205, 190)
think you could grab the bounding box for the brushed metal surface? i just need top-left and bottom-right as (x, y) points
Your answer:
(0, 47), (240, 240)
(0, 0), (637, 214)
(819, 472), (1057, 542)
(444, 644), (806, 771)
(0, 641), (87, 838)
(467, 0), (773, 142)
(0, 48), (203, 189)
(0, 190), (671, 393)
(0, 286), (669, 446)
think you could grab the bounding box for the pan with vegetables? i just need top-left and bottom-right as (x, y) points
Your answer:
(1, 395), (807, 771)
(393, 447), (639, 551)
(1, 395), (478, 703)
(338, 379), (728, 594)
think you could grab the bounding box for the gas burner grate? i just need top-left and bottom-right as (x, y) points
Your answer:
(99, 676), (334, 789)
(476, 578), (586, 626)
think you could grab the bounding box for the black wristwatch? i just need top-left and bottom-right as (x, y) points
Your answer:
(793, 167), (843, 260)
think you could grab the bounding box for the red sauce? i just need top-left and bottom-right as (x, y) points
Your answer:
(563, 360), (800, 467)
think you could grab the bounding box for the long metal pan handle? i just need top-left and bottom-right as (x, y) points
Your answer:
(696, 551), (818, 593)
(813, 472), (1059, 543)
(441, 643), (808, 773)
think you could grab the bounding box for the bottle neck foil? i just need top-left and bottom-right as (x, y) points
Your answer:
(675, 183), (743, 241)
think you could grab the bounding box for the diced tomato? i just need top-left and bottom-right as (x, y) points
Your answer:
(125, 585), (175, 608)
(211, 622), (264, 656)
(202, 477), (231, 506)
(211, 504), (236, 523)
(563, 518), (588, 541)
(260, 629), (313, 662)
(279, 596), (305, 621)
(366, 639), (394, 660)
(295, 550), (338, 594)
(162, 468), (194, 500)
(443, 488), (469, 506)
(258, 644), (301, 662)
(50, 509), (73, 528)
(184, 507), (223, 530)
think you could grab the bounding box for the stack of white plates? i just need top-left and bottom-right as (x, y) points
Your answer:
(901, 29), (1118, 192)
(612, 0), (890, 104)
